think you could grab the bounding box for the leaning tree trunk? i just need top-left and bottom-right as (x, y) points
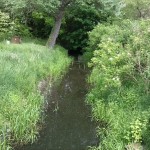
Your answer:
(46, 9), (64, 48)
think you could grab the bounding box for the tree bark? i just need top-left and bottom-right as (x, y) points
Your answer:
(137, 6), (142, 18)
(46, 0), (72, 49)
(46, 9), (64, 49)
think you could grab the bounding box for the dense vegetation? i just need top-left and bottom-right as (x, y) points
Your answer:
(0, 0), (150, 150)
(0, 11), (14, 41)
(0, 0), (116, 52)
(86, 20), (150, 149)
(0, 42), (71, 149)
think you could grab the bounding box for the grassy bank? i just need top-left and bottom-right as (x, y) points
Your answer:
(0, 41), (71, 150)
(85, 20), (150, 150)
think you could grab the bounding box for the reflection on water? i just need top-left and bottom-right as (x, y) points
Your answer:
(17, 62), (98, 150)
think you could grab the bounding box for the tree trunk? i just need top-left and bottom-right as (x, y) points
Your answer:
(137, 6), (142, 18)
(46, 0), (72, 49)
(46, 9), (64, 49)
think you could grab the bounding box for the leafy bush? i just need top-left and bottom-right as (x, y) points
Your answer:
(84, 19), (133, 62)
(0, 11), (14, 40)
(26, 11), (54, 38)
(86, 20), (150, 150)
(13, 20), (32, 37)
(59, 4), (102, 52)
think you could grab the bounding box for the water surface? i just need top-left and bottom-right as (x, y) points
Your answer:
(17, 62), (98, 150)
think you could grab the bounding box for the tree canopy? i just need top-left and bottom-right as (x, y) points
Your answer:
(1, 0), (150, 49)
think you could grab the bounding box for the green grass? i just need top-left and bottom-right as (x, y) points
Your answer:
(0, 41), (71, 150)
(87, 87), (150, 150)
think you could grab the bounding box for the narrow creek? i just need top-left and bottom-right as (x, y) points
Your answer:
(17, 62), (98, 150)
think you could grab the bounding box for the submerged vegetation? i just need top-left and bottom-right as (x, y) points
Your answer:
(0, 42), (71, 149)
(86, 20), (150, 149)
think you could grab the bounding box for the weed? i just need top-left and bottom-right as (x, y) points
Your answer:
(0, 40), (71, 149)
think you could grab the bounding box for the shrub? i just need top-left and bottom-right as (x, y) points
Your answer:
(86, 20), (150, 150)
(13, 20), (32, 37)
(0, 11), (14, 41)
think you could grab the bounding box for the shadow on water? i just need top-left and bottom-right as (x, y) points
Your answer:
(17, 62), (99, 150)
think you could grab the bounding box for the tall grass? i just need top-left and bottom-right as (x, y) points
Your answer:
(0, 42), (71, 149)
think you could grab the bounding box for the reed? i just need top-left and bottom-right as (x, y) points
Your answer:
(0, 41), (71, 149)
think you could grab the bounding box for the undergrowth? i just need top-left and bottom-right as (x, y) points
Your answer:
(86, 20), (150, 150)
(0, 41), (71, 150)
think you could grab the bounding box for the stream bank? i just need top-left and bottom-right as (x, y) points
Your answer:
(16, 62), (98, 150)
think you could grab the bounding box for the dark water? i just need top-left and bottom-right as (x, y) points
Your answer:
(17, 62), (98, 150)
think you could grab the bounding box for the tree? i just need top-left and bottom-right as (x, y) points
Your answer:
(58, 3), (104, 52)
(97, 0), (150, 19)
(46, 0), (110, 48)
(0, 0), (61, 47)
(1, 0), (120, 49)
(46, 0), (73, 48)
(1, 0), (74, 48)
(123, 0), (150, 19)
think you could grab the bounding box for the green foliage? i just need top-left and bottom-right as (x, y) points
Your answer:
(27, 11), (54, 38)
(123, 0), (150, 19)
(0, 0), (60, 39)
(13, 20), (32, 37)
(0, 40), (71, 149)
(1, 0), (119, 50)
(59, 0), (123, 52)
(84, 19), (133, 62)
(0, 0), (60, 18)
(126, 118), (148, 143)
(59, 3), (103, 51)
(86, 20), (150, 150)
(0, 11), (14, 40)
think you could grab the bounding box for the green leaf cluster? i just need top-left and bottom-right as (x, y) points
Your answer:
(87, 19), (150, 150)
(0, 11), (14, 40)
(59, 3), (104, 51)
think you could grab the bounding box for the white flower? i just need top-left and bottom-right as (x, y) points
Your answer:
(112, 76), (120, 81)
(109, 57), (113, 61)
(116, 77), (120, 81)
(127, 52), (131, 57)
(6, 40), (10, 45)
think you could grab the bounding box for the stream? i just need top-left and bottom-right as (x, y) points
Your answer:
(17, 62), (98, 150)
